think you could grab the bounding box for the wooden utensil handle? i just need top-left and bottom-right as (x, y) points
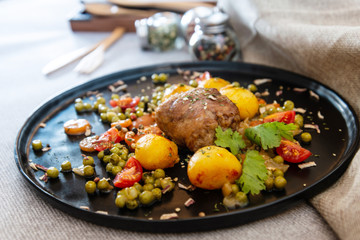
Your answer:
(101, 27), (126, 51)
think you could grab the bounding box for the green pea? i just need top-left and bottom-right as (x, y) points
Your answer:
(189, 80), (198, 88)
(143, 183), (154, 191)
(136, 109), (144, 117)
(267, 107), (276, 115)
(96, 96), (106, 104)
(102, 155), (111, 163)
(32, 139), (43, 151)
(248, 83), (257, 92)
(115, 195), (126, 208)
(153, 169), (165, 179)
(142, 172), (152, 181)
(83, 102), (92, 111)
(83, 156), (94, 166)
(97, 178), (111, 191)
(283, 100), (294, 110)
(110, 147), (120, 154)
(301, 132), (312, 143)
(61, 160), (72, 172)
(151, 188), (162, 200)
(158, 73), (168, 83)
(139, 191), (155, 206)
(118, 113), (126, 120)
(92, 102), (99, 111)
(85, 181), (96, 194)
(110, 153), (120, 165)
(83, 165), (94, 177)
(160, 179), (174, 191)
(133, 182), (143, 193)
(98, 104), (108, 114)
(111, 166), (122, 175)
(106, 163), (114, 172)
(273, 169), (284, 177)
(274, 176), (287, 189)
(232, 81), (240, 87)
(118, 160), (126, 168)
(264, 176), (274, 191)
(141, 95), (149, 103)
(273, 155), (284, 164)
(144, 176), (155, 185)
(231, 184), (240, 194)
(151, 73), (159, 83)
(100, 113), (108, 122)
(295, 114), (304, 128)
(97, 151), (104, 160)
(75, 102), (84, 112)
(235, 192), (248, 207)
(111, 94), (120, 100)
(46, 167), (59, 178)
(154, 179), (161, 188)
(107, 112), (117, 121)
(124, 187), (139, 200)
(126, 199), (139, 210)
(74, 98), (83, 103)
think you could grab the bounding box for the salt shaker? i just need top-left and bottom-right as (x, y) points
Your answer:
(135, 12), (183, 51)
(189, 10), (241, 61)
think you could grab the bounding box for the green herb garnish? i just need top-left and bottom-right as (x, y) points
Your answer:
(244, 122), (297, 150)
(214, 126), (246, 155)
(237, 150), (268, 195)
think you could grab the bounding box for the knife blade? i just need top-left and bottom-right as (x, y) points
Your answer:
(42, 42), (101, 75)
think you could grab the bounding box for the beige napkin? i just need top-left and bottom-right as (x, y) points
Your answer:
(218, 0), (360, 239)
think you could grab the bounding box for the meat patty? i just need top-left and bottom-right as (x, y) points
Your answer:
(155, 88), (241, 152)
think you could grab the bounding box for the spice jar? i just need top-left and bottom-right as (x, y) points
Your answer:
(180, 6), (214, 43)
(189, 10), (241, 61)
(135, 12), (183, 51)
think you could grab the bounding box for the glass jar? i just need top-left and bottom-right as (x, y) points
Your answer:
(180, 6), (214, 43)
(189, 10), (241, 61)
(135, 12), (183, 51)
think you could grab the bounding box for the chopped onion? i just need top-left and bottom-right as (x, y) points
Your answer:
(304, 124), (320, 133)
(293, 87), (307, 92)
(160, 213), (179, 220)
(298, 161), (317, 169)
(184, 198), (195, 207)
(317, 111), (324, 119)
(294, 108), (307, 114)
(309, 90), (320, 100)
(254, 78), (272, 85)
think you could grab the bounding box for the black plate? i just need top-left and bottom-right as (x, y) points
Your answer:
(15, 62), (359, 232)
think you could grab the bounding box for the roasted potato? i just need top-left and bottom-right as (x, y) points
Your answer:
(220, 85), (259, 120)
(135, 134), (179, 170)
(187, 146), (242, 190)
(198, 77), (230, 90)
(162, 84), (193, 102)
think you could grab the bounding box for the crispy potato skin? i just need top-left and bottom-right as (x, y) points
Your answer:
(135, 134), (179, 170)
(220, 86), (259, 120)
(187, 146), (242, 190)
(198, 77), (230, 90)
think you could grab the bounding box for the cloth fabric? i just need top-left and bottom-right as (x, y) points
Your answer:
(218, 1), (360, 239)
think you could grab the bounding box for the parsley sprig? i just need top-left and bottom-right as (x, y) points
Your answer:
(237, 150), (268, 195)
(214, 126), (246, 155)
(244, 122), (297, 150)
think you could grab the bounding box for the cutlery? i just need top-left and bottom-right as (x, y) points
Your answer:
(42, 42), (101, 75)
(74, 27), (125, 74)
